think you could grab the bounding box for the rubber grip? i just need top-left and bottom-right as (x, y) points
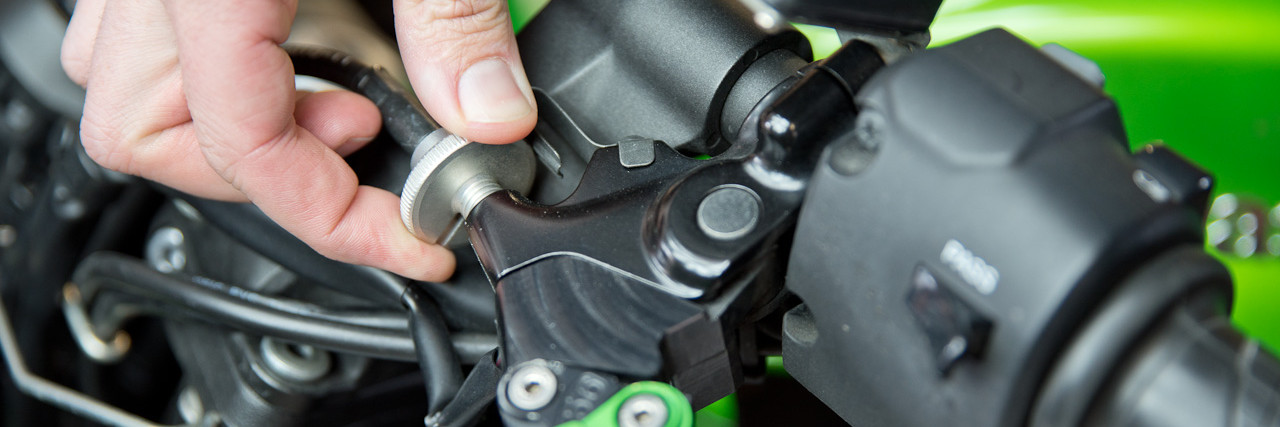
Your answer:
(1087, 292), (1280, 427)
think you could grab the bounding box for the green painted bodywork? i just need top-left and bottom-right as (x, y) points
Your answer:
(932, 0), (1280, 353)
(507, 0), (1280, 424)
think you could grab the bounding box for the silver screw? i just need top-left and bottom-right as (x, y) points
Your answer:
(52, 185), (86, 219)
(177, 386), (204, 425)
(173, 199), (203, 220)
(507, 363), (557, 411)
(259, 337), (332, 383)
(146, 227), (187, 273)
(0, 224), (15, 247)
(618, 393), (669, 427)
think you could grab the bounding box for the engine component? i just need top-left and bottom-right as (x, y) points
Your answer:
(1, 0), (1278, 426)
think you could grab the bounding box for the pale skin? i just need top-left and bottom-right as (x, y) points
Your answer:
(61, 0), (538, 281)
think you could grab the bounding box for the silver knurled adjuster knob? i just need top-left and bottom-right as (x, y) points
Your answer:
(399, 129), (536, 244)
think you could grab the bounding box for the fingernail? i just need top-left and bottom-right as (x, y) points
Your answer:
(457, 58), (532, 123)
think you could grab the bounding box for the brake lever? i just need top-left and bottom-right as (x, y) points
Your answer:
(394, 39), (884, 425)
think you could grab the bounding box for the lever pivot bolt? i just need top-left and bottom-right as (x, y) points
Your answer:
(696, 184), (761, 240)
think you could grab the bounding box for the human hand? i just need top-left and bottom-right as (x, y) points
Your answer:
(61, 0), (537, 281)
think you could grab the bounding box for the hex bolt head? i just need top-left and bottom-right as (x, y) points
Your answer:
(618, 393), (669, 427)
(506, 364), (558, 411)
(696, 184), (761, 240)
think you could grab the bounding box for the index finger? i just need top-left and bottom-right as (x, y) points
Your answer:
(164, 0), (455, 280)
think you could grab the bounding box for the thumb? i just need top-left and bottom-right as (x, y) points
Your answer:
(394, 0), (537, 144)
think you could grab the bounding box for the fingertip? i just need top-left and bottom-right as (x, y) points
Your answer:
(308, 187), (458, 282)
(394, 0), (536, 145)
(427, 59), (538, 145)
(460, 106), (538, 144)
(404, 243), (458, 282)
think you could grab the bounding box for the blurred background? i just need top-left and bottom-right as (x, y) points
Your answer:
(924, 0), (1280, 354)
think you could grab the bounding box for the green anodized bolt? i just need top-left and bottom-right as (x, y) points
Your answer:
(557, 382), (693, 427)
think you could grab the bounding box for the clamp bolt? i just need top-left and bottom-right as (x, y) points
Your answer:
(618, 393), (669, 427)
(507, 363), (558, 411)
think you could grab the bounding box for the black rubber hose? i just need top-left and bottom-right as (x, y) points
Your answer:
(170, 192), (408, 307)
(72, 252), (419, 361)
(426, 349), (501, 427)
(286, 46), (440, 153)
(402, 283), (464, 414)
(84, 286), (499, 364)
(88, 286), (410, 334)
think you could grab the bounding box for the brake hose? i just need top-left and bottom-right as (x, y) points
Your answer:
(402, 283), (464, 414)
(172, 193), (408, 307)
(72, 252), (419, 361)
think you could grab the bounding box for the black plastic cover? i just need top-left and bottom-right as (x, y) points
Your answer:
(782, 29), (1204, 427)
(517, 0), (811, 155)
(763, 0), (944, 32)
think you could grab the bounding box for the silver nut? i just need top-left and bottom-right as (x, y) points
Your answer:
(259, 337), (332, 383)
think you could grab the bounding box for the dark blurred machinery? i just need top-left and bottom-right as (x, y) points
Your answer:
(1, 0), (1277, 426)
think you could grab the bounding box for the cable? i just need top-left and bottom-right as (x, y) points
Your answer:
(167, 193), (408, 307)
(286, 46), (441, 153)
(402, 283), (464, 414)
(72, 252), (498, 363)
(0, 293), (183, 427)
(73, 252), (420, 361)
(87, 286), (410, 334)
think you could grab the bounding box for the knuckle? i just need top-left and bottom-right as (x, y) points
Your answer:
(202, 126), (295, 180)
(412, 0), (509, 43)
(78, 114), (132, 173)
(313, 225), (370, 265)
